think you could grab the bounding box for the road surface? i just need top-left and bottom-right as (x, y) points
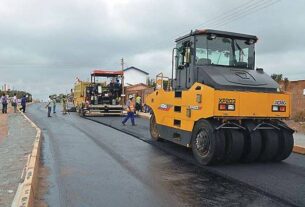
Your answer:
(86, 116), (305, 207)
(27, 103), (299, 207)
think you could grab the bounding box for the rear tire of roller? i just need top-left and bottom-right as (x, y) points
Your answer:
(274, 129), (294, 161)
(241, 122), (262, 163)
(259, 130), (279, 162)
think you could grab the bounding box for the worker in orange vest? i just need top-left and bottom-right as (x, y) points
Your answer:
(122, 95), (136, 126)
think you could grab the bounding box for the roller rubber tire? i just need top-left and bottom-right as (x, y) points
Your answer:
(241, 122), (262, 163)
(150, 113), (160, 141)
(274, 129), (294, 161)
(259, 130), (279, 162)
(224, 129), (245, 163)
(191, 120), (226, 165)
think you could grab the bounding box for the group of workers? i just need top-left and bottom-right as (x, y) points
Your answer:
(46, 96), (68, 117)
(1, 93), (27, 114)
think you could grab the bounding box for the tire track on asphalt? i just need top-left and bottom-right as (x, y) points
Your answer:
(27, 104), (301, 207)
(84, 117), (299, 207)
(60, 119), (181, 207)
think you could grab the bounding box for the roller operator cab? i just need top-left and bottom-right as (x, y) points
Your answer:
(146, 29), (294, 165)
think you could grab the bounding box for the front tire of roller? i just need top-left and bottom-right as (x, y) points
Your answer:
(274, 129), (294, 161)
(259, 130), (279, 161)
(150, 113), (160, 141)
(191, 120), (226, 165)
(224, 129), (245, 163)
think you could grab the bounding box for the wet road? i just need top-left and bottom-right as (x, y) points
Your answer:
(27, 103), (296, 207)
(86, 116), (305, 207)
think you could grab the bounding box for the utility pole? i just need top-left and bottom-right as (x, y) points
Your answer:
(121, 58), (125, 104)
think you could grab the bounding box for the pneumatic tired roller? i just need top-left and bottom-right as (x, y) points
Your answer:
(146, 29), (294, 165)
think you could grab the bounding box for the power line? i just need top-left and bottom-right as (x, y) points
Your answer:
(197, 0), (268, 28)
(211, 0), (282, 28)
(177, 0), (263, 36)
(176, 0), (282, 37)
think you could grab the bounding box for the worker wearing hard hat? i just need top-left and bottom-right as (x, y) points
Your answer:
(122, 95), (136, 126)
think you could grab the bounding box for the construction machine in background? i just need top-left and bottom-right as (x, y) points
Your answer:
(146, 29), (294, 165)
(74, 70), (124, 116)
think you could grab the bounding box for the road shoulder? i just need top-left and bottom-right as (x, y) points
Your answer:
(0, 109), (41, 207)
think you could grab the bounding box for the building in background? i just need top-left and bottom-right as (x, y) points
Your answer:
(280, 80), (305, 116)
(1, 84), (10, 91)
(123, 66), (149, 86)
(124, 83), (154, 105)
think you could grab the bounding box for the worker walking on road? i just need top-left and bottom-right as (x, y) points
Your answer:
(20, 95), (27, 113)
(52, 97), (56, 114)
(46, 96), (52, 117)
(12, 93), (18, 113)
(62, 95), (67, 115)
(122, 95), (136, 126)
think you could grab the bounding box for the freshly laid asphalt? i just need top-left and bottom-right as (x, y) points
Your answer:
(27, 103), (304, 207)
(86, 115), (305, 207)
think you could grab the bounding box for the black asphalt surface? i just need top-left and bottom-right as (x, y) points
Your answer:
(26, 103), (300, 207)
(86, 115), (305, 207)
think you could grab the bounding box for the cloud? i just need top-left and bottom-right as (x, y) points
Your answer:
(0, 0), (304, 99)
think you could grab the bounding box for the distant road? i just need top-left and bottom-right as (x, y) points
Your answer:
(27, 103), (295, 207)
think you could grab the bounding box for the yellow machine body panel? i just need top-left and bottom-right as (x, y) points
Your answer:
(73, 81), (90, 108)
(146, 83), (291, 133)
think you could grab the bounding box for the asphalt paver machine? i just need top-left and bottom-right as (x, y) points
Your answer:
(74, 70), (124, 116)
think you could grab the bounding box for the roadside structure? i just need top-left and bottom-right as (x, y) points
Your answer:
(123, 66), (149, 85)
(279, 80), (305, 116)
(124, 83), (154, 105)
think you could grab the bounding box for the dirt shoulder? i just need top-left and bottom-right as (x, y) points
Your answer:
(284, 119), (305, 134)
(0, 108), (37, 207)
(0, 108), (10, 143)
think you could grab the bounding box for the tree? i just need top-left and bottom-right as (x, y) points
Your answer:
(283, 77), (289, 91)
(271, 74), (283, 83)
(147, 78), (156, 88)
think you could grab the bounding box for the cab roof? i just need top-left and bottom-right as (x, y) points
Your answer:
(91, 70), (123, 77)
(175, 29), (258, 42)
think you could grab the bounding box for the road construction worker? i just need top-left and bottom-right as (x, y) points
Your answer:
(135, 95), (142, 112)
(12, 93), (18, 113)
(46, 96), (52, 117)
(122, 95), (136, 126)
(52, 97), (57, 113)
(20, 95), (27, 113)
(62, 95), (67, 115)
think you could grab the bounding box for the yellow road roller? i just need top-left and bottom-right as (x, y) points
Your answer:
(146, 29), (294, 165)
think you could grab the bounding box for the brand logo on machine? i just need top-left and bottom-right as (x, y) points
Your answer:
(158, 104), (173, 111)
(273, 100), (286, 106)
(189, 105), (202, 110)
(219, 98), (236, 104)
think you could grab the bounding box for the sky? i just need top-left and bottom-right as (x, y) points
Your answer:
(0, 0), (304, 99)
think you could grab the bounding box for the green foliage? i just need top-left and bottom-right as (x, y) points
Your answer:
(0, 90), (32, 102)
(49, 93), (69, 103)
(271, 74), (283, 83)
(147, 78), (156, 87)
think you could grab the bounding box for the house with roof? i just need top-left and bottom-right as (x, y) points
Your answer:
(123, 66), (149, 85)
